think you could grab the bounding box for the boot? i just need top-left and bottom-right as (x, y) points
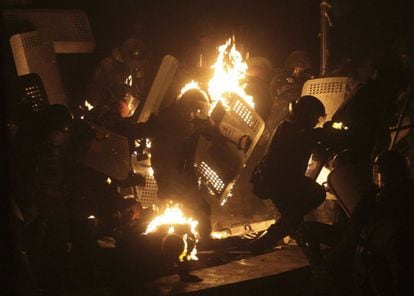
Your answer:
(249, 221), (288, 254)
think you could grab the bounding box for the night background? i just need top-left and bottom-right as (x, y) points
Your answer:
(2, 0), (413, 108)
(2, 0), (414, 67)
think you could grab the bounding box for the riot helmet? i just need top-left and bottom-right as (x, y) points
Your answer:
(121, 38), (146, 61)
(373, 150), (409, 188)
(289, 95), (326, 126)
(284, 50), (312, 77)
(177, 88), (211, 120)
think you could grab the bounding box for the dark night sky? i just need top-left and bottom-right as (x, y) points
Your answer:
(1, 0), (414, 103)
(2, 0), (414, 67)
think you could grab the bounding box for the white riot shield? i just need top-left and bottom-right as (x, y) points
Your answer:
(137, 55), (179, 123)
(327, 164), (371, 217)
(194, 94), (265, 205)
(3, 9), (95, 53)
(10, 31), (68, 106)
(131, 157), (158, 208)
(82, 124), (131, 180)
(301, 77), (349, 121)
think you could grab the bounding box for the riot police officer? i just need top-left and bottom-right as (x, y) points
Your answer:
(250, 95), (327, 254)
(84, 37), (151, 108)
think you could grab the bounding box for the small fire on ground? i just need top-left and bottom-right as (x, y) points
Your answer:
(144, 202), (199, 262)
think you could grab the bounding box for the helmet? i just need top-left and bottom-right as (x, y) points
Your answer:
(121, 38), (146, 61)
(373, 150), (409, 188)
(285, 50), (312, 72)
(109, 84), (139, 117)
(177, 88), (210, 119)
(289, 95), (326, 125)
(161, 234), (185, 261)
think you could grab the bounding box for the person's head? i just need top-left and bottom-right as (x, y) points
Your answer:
(176, 88), (211, 121)
(41, 104), (73, 147)
(289, 95), (326, 127)
(120, 199), (142, 224)
(109, 84), (139, 118)
(121, 37), (146, 62)
(161, 234), (185, 263)
(285, 50), (312, 78)
(119, 37), (148, 79)
(247, 57), (272, 80)
(373, 150), (409, 189)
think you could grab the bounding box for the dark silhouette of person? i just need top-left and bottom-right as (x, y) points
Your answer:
(250, 95), (327, 254)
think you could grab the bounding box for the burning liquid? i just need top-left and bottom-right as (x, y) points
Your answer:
(144, 203), (199, 261)
(180, 37), (254, 115)
(180, 80), (201, 96)
(208, 37), (254, 112)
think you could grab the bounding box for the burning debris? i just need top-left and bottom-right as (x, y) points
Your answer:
(144, 202), (199, 262)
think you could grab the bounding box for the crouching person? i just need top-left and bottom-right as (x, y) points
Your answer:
(250, 95), (327, 254)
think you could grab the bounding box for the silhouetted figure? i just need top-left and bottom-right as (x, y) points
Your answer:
(250, 96), (327, 254)
(354, 150), (414, 295)
(333, 66), (408, 173)
(12, 104), (73, 296)
(269, 50), (315, 132)
(84, 37), (152, 109)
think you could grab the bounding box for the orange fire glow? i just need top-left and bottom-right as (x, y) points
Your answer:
(144, 203), (199, 261)
(208, 37), (254, 112)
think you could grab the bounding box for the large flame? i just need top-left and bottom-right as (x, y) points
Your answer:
(207, 37), (254, 112)
(144, 203), (199, 261)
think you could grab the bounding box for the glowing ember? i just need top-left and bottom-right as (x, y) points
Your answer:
(332, 121), (348, 130)
(144, 203), (199, 261)
(84, 100), (94, 111)
(125, 74), (133, 87)
(180, 80), (201, 96)
(208, 37), (254, 112)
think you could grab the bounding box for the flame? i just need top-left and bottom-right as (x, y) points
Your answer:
(210, 231), (229, 239)
(84, 100), (94, 111)
(106, 177), (112, 185)
(144, 203), (199, 261)
(180, 80), (201, 96)
(207, 37), (254, 112)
